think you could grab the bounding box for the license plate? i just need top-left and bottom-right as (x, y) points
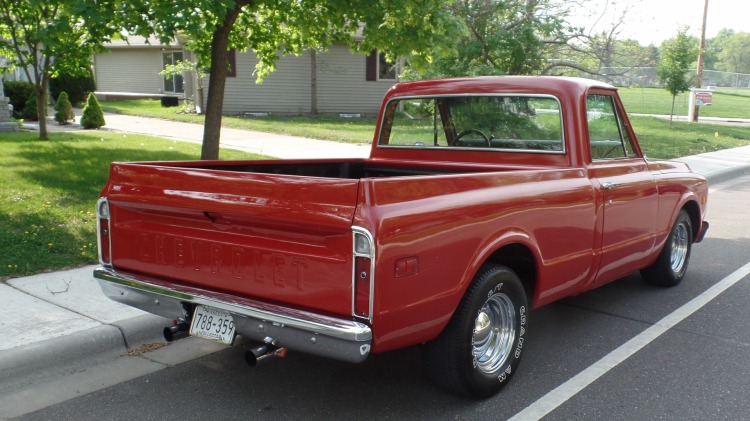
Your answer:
(189, 305), (236, 345)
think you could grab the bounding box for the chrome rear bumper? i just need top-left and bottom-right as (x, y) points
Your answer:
(94, 267), (372, 363)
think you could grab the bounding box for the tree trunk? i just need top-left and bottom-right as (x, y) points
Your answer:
(670, 95), (676, 127)
(36, 76), (49, 141)
(201, 0), (249, 160)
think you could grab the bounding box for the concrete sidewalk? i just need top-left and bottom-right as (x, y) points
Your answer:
(25, 111), (371, 159)
(101, 113), (372, 159)
(3, 113), (750, 418)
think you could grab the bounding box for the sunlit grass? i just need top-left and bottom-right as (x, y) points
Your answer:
(0, 131), (263, 280)
(631, 116), (750, 159)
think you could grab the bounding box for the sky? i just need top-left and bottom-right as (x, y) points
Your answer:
(570, 0), (747, 46)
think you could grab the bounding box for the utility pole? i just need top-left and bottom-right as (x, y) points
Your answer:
(692, 0), (709, 122)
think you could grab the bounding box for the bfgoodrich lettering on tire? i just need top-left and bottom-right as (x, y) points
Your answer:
(641, 209), (693, 287)
(424, 264), (528, 398)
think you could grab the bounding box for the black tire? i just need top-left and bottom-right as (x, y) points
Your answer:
(641, 210), (693, 287)
(424, 264), (528, 398)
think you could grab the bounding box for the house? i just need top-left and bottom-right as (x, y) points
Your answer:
(93, 36), (194, 100)
(93, 37), (398, 116)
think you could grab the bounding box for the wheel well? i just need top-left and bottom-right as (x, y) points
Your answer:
(681, 200), (702, 240)
(485, 244), (537, 303)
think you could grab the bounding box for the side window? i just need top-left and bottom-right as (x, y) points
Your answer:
(587, 94), (636, 159)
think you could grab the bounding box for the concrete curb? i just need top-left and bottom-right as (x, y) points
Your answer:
(113, 313), (172, 350)
(702, 165), (750, 186)
(0, 314), (169, 390)
(0, 325), (125, 382)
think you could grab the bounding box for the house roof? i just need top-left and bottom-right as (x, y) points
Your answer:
(105, 35), (179, 49)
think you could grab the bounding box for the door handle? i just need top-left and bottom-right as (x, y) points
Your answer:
(602, 182), (619, 190)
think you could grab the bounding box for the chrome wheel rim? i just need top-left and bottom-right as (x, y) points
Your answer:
(472, 292), (516, 374)
(670, 222), (689, 273)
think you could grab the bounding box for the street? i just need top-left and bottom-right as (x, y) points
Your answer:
(13, 174), (750, 421)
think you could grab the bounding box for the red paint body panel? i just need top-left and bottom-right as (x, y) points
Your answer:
(97, 76), (709, 355)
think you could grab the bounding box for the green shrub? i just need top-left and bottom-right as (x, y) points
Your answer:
(3, 80), (34, 119)
(50, 69), (96, 106)
(22, 93), (40, 121)
(54, 91), (75, 125)
(80, 93), (105, 129)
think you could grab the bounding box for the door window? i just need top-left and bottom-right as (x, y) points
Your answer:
(587, 94), (636, 160)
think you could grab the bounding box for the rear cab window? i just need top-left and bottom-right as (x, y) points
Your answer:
(378, 95), (565, 154)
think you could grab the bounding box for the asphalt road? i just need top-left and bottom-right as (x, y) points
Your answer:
(15, 175), (750, 421)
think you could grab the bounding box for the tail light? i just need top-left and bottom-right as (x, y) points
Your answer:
(352, 227), (375, 321)
(97, 197), (112, 266)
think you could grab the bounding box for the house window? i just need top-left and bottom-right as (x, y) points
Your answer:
(163, 51), (184, 94)
(378, 52), (397, 80)
(366, 50), (397, 81)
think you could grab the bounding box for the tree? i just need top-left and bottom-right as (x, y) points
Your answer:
(542, 1), (658, 82)
(703, 28), (734, 71)
(718, 31), (750, 75)
(54, 91), (75, 125)
(0, 0), (117, 140)
(657, 28), (698, 125)
(122, 0), (461, 160)
(405, 0), (577, 79)
(80, 92), (105, 129)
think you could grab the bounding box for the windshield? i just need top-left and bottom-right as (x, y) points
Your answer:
(378, 95), (564, 153)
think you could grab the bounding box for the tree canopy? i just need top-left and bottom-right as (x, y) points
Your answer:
(121, 0), (463, 159)
(406, 0), (577, 79)
(0, 0), (117, 139)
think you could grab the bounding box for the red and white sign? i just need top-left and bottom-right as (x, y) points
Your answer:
(695, 91), (713, 106)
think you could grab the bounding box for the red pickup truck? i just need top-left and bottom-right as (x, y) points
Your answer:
(94, 76), (708, 398)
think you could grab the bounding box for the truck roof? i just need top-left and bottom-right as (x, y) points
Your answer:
(385, 76), (616, 99)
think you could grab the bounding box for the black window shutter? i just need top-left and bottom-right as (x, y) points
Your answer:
(366, 50), (377, 81)
(227, 49), (237, 77)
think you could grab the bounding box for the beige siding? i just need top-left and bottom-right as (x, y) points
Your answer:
(94, 49), (164, 94)
(317, 45), (393, 116)
(95, 42), (390, 115)
(222, 52), (311, 115)
(221, 46), (391, 116)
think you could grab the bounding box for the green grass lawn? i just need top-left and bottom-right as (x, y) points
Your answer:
(618, 87), (750, 119)
(0, 131), (264, 280)
(100, 99), (377, 143)
(631, 117), (750, 158)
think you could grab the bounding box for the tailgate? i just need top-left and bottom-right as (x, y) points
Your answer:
(103, 163), (360, 317)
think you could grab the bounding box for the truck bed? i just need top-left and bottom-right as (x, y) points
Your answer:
(101, 158), (559, 317)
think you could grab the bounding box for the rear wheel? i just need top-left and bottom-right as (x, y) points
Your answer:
(424, 264), (528, 398)
(641, 210), (693, 287)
